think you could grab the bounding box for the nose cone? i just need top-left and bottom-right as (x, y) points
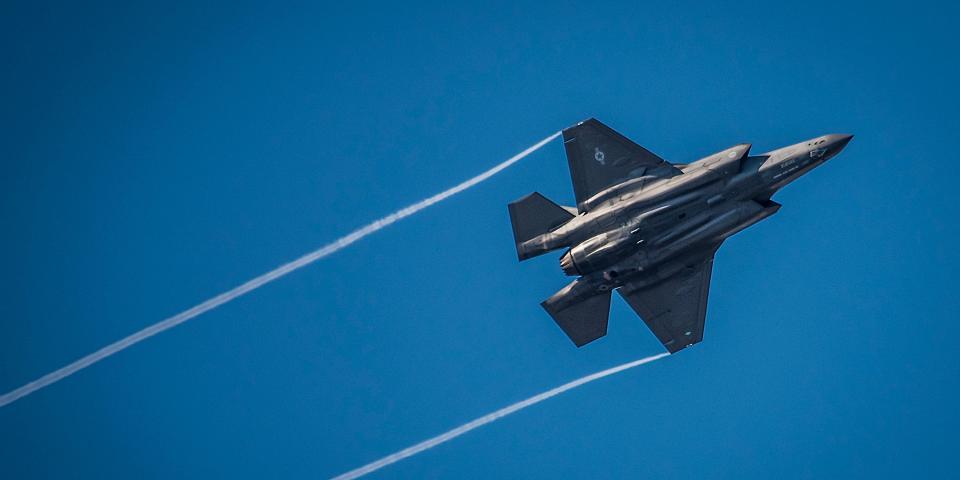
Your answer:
(830, 133), (854, 150)
(819, 133), (853, 161)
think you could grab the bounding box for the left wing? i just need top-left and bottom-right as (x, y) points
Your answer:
(618, 250), (718, 353)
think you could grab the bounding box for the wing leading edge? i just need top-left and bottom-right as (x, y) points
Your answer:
(618, 250), (718, 353)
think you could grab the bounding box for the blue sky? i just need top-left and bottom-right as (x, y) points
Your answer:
(2, 1), (958, 478)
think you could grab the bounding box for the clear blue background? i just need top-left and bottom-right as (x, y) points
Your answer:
(2, 1), (958, 478)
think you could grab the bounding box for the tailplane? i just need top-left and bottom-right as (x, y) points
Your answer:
(507, 192), (575, 260)
(541, 284), (612, 347)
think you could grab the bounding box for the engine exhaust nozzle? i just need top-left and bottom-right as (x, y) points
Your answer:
(559, 250), (580, 276)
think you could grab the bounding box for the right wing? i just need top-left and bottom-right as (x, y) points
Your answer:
(618, 251), (718, 353)
(562, 118), (680, 211)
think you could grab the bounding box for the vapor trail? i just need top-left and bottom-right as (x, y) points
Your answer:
(330, 352), (671, 480)
(0, 131), (561, 409)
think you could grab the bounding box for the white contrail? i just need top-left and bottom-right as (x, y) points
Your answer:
(0, 131), (562, 409)
(330, 352), (671, 480)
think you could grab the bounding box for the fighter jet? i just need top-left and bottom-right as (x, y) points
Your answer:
(508, 119), (852, 353)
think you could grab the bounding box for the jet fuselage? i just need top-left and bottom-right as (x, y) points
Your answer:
(521, 133), (853, 312)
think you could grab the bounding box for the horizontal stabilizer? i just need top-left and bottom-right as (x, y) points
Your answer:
(542, 289), (611, 347)
(508, 192), (575, 260)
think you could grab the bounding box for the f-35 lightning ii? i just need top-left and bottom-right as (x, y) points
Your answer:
(508, 118), (852, 353)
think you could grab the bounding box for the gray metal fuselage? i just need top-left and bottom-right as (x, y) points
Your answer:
(521, 134), (853, 311)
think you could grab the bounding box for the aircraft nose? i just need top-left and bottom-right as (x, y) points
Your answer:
(831, 133), (854, 150)
(819, 134), (853, 160)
